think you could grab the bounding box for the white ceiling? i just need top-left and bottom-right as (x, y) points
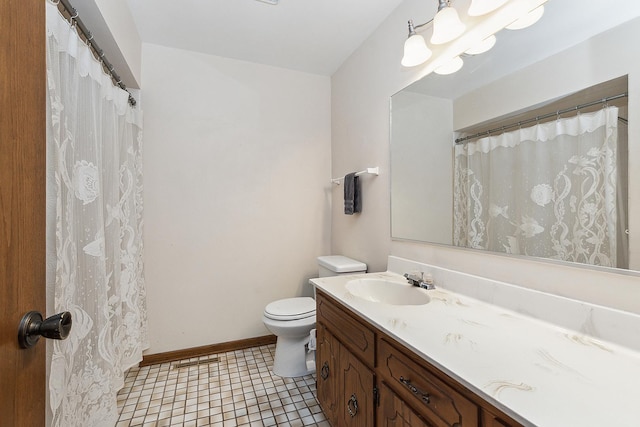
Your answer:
(125, 0), (405, 76)
(125, 0), (640, 80)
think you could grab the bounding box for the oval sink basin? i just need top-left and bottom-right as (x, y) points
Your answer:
(346, 278), (430, 305)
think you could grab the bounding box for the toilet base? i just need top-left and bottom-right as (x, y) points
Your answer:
(271, 334), (315, 378)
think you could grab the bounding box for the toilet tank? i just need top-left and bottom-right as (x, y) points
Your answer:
(317, 255), (367, 277)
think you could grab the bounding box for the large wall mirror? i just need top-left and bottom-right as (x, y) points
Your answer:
(390, 0), (640, 271)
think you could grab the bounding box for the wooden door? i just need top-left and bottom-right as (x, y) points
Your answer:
(339, 345), (374, 427)
(0, 0), (47, 426)
(377, 382), (433, 427)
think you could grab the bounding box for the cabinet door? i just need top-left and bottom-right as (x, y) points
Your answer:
(339, 343), (375, 427)
(378, 382), (433, 427)
(317, 323), (340, 422)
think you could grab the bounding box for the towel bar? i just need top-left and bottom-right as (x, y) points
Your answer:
(331, 167), (379, 185)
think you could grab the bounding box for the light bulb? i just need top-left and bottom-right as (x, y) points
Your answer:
(434, 56), (464, 75)
(506, 5), (545, 30)
(468, 0), (509, 16)
(431, 6), (466, 44)
(401, 34), (432, 67)
(464, 34), (497, 55)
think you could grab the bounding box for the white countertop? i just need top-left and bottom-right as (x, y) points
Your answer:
(311, 271), (640, 427)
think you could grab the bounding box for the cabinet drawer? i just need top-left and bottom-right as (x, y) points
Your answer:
(316, 291), (375, 368)
(378, 338), (478, 427)
(481, 409), (524, 427)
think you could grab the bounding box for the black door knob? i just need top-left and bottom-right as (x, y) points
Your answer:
(18, 311), (72, 349)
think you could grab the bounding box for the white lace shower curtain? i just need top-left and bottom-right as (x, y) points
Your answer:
(453, 106), (625, 268)
(45, 2), (147, 426)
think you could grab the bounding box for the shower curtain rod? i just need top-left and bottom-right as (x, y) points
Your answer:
(454, 92), (628, 145)
(54, 0), (137, 107)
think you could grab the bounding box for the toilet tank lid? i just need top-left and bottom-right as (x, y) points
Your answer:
(317, 255), (367, 273)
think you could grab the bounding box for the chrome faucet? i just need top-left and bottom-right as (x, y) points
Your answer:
(404, 272), (435, 290)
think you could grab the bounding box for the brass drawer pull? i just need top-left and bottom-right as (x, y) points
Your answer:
(347, 394), (359, 417)
(320, 362), (330, 380)
(399, 376), (430, 404)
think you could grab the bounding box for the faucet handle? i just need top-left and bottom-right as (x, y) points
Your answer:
(404, 271), (435, 289)
(404, 271), (422, 284)
(404, 271), (422, 279)
(421, 272), (434, 286)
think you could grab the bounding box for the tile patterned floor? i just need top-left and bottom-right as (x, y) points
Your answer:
(116, 344), (329, 427)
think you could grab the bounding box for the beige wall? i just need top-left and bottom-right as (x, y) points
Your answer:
(142, 43), (331, 354)
(331, 3), (640, 314)
(330, 0), (421, 271)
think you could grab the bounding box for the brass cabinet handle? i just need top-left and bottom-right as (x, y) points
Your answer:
(399, 376), (430, 404)
(320, 362), (330, 380)
(347, 394), (358, 417)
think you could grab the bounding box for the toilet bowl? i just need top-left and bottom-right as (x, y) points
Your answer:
(262, 255), (367, 378)
(262, 297), (316, 378)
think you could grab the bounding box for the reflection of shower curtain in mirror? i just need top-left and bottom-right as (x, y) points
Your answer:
(453, 107), (628, 268)
(45, 2), (147, 426)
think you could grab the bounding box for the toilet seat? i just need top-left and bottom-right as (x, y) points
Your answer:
(264, 297), (316, 321)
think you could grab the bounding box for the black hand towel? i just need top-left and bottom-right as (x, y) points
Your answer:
(344, 173), (362, 215)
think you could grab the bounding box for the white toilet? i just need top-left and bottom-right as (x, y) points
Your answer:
(262, 255), (367, 377)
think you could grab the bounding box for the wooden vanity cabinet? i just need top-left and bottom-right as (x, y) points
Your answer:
(480, 409), (521, 427)
(315, 289), (524, 427)
(337, 342), (375, 427)
(316, 291), (375, 366)
(377, 337), (477, 427)
(317, 292), (375, 427)
(377, 382), (432, 427)
(317, 322), (340, 422)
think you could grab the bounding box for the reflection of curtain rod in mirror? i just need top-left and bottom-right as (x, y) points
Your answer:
(455, 92), (628, 144)
(331, 167), (379, 185)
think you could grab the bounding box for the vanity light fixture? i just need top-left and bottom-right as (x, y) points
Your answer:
(464, 34), (497, 55)
(468, 0), (509, 16)
(402, 20), (433, 67)
(506, 5), (545, 29)
(401, 0), (548, 73)
(431, 0), (466, 44)
(434, 55), (464, 74)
